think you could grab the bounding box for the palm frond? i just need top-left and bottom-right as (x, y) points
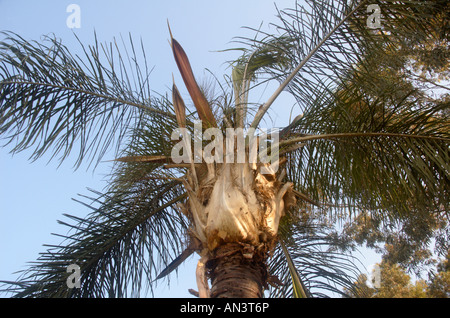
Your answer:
(250, 0), (369, 130)
(1, 172), (188, 297)
(269, 213), (363, 298)
(1, 93), (189, 297)
(228, 35), (296, 128)
(0, 31), (174, 168)
(282, 88), (449, 218)
(238, 0), (448, 131)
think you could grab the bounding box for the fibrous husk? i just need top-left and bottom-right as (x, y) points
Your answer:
(182, 161), (296, 251)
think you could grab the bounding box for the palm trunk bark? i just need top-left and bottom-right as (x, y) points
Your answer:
(207, 243), (267, 298)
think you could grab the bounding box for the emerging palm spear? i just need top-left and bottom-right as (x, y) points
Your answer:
(0, 0), (448, 297)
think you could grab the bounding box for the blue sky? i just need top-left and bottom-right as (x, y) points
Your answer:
(0, 0), (380, 298)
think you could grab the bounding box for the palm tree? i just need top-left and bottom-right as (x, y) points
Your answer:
(0, 0), (448, 298)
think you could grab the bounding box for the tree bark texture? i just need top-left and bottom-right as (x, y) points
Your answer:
(207, 243), (267, 298)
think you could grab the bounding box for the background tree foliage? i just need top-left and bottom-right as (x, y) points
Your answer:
(348, 251), (450, 298)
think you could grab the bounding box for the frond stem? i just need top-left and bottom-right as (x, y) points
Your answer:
(250, 0), (368, 130)
(1, 80), (176, 118)
(280, 132), (450, 148)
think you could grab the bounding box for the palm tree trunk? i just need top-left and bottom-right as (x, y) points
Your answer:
(208, 243), (267, 298)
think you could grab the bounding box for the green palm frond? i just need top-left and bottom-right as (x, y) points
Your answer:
(229, 35), (296, 127)
(280, 72), (449, 217)
(0, 85), (189, 297)
(0, 31), (174, 168)
(237, 0), (448, 132)
(1, 171), (187, 297)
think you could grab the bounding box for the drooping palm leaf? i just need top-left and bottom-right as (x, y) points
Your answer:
(0, 165), (188, 297)
(229, 35), (297, 128)
(0, 89), (189, 297)
(249, 0), (369, 131)
(0, 31), (174, 168)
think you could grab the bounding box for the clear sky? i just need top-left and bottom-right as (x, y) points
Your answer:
(0, 0), (380, 298)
